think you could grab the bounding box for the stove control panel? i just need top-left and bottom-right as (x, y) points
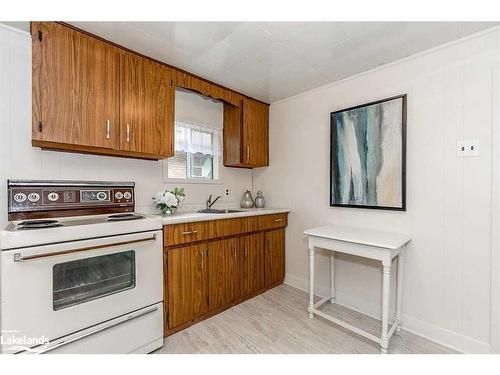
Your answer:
(80, 190), (110, 203)
(8, 181), (136, 220)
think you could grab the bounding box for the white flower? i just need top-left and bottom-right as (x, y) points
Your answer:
(154, 192), (164, 202)
(161, 192), (178, 207)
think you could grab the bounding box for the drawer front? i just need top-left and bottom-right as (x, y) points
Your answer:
(241, 216), (261, 233)
(259, 213), (288, 230)
(164, 221), (207, 246)
(208, 218), (243, 239)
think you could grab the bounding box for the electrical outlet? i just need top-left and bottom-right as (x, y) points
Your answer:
(225, 188), (230, 198)
(456, 140), (479, 157)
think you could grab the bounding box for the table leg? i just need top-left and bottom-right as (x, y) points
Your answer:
(308, 246), (315, 319)
(380, 261), (391, 354)
(395, 248), (404, 333)
(330, 252), (335, 304)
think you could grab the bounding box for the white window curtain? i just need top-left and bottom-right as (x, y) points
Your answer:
(174, 120), (222, 157)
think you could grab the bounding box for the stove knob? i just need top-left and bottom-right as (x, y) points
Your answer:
(96, 192), (107, 201)
(28, 192), (40, 202)
(48, 192), (59, 202)
(123, 191), (132, 200)
(14, 193), (27, 203)
(115, 191), (124, 200)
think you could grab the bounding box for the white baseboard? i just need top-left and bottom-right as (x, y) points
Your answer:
(284, 273), (491, 354)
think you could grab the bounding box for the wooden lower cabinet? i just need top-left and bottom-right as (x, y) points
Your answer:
(239, 232), (265, 298)
(164, 213), (287, 336)
(166, 243), (208, 330)
(208, 237), (239, 310)
(264, 229), (286, 287)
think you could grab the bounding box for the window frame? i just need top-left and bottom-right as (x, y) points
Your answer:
(162, 124), (222, 185)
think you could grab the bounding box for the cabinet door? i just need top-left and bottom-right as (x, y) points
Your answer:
(208, 238), (239, 310)
(223, 102), (243, 167)
(33, 22), (120, 149)
(239, 232), (265, 298)
(120, 52), (174, 157)
(243, 98), (269, 167)
(167, 243), (208, 329)
(264, 229), (285, 287)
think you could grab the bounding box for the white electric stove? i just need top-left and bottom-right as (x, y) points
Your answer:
(0, 180), (164, 354)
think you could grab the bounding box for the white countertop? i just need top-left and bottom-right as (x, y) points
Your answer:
(160, 208), (291, 225)
(304, 225), (410, 250)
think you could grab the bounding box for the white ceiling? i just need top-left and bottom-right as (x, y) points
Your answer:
(63, 22), (498, 102)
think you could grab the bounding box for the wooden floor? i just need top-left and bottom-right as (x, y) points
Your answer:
(154, 284), (456, 354)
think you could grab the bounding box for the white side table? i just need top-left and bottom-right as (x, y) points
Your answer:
(304, 225), (411, 354)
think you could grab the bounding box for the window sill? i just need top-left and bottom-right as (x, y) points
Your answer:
(162, 178), (223, 185)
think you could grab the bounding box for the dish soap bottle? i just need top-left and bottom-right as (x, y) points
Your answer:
(255, 191), (265, 208)
(240, 190), (254, 208)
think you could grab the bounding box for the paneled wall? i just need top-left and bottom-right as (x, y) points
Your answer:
(0, 24), (252, 228)
(254, 27), (500, 353)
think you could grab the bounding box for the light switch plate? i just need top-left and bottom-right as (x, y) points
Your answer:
(456, 139), (479, 157)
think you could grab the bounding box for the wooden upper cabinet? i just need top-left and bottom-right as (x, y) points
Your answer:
(32, 21), (174, 160)
(31, 22), (268, 163)
(32, 22), (120, 150)
(243, 98), (269, 167)
(223, 98), (269, 168)
(120, 52), (174, 157)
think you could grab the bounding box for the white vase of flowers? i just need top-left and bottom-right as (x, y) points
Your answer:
(153, 187), (185, 216)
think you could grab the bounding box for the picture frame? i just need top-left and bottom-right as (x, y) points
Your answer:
(330, 94), (407, 211)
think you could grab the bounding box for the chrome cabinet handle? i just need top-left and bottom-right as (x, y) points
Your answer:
(126, 124), (131, 143)
(274, 218), (283, 222)
(181, 230), (198, 235)
(246, 145), (250, 160)
(13, 234), (157, 262)
(106, 120), (110, 139)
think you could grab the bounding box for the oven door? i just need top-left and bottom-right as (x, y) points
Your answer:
(0, 230), (162, 352)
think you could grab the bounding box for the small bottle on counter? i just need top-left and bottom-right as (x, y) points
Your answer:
(255, 191), (265, 208)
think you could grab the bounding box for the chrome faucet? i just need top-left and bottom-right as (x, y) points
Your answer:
(206, 194), (222, 210)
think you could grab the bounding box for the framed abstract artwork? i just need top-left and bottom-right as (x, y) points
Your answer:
(330, 94), (407, 210)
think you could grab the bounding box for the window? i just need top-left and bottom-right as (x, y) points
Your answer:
(165, 121), (221, 181)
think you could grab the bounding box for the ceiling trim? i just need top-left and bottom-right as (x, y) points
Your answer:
(0, 22), (30, 36)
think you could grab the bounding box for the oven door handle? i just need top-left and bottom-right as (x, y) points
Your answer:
(13, 234), (158, 263)
(30, 306), (159, 354)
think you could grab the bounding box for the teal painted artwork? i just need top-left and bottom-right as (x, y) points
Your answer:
(330, 95), (406, 210)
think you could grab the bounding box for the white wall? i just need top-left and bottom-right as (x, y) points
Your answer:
(0, 24), (252, 229)
(254, 27), (500, 353)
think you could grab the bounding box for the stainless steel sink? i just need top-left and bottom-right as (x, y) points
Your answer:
(198, 209), (243, 214)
